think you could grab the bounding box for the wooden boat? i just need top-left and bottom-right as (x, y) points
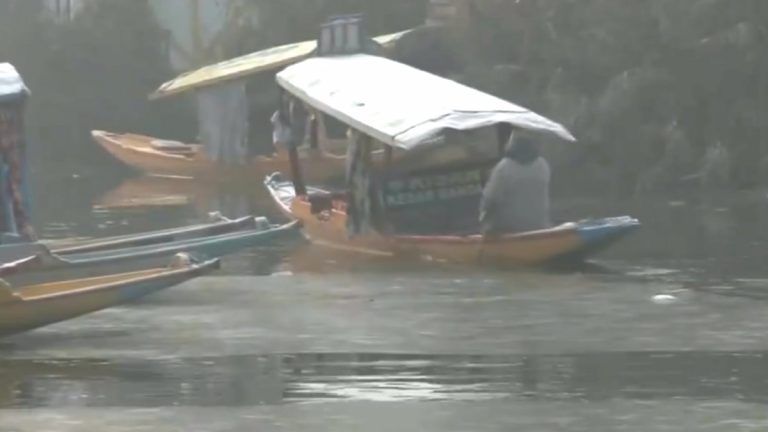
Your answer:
(51, 215), (260, 255)
(264, 19), (639, 267)
(0, 255), (219, 337)
(0, 214), (262, 264)
(266, 176), (637, 266)
(92, 130), (348, 183)
(0, 219), (302, 286)
(0, 63), (299, 277)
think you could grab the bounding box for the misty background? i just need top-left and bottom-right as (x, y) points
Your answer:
(0, 0), (766, 203)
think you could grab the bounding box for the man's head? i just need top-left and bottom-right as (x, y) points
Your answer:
(505, 135), (540, 165)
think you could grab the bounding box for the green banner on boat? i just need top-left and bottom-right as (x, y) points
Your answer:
(382, 165), (491, 209)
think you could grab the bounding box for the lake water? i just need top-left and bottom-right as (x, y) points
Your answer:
(1, 174), (768, 431)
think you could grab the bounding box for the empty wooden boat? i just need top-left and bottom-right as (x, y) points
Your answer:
(0, 219), (302, 286)
(0, 255), (219, 337)
(0, 215), (268, 264)
(92, 130), (347, 184)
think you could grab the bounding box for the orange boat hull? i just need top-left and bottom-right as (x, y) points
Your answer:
(265, 175), (639, 267)
(92, 130), (347, 184)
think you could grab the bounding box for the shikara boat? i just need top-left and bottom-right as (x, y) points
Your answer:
(0, 255), (218, 337)
(266, 176), (637, 266)
(0, 219), (302, 286)
(92, 130), (347, 184)
(0, 214), (266, 264)
(50, 214), (261, 255)
(264, 19), (639, 267)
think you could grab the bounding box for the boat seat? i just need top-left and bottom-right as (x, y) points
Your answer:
(151, 139), (195, 155)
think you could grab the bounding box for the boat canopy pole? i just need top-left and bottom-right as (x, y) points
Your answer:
(345, 131), (377, 236)
(308, 111), (319, 151)
(281, 91), (307, 196)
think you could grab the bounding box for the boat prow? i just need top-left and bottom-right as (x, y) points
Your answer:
(563, 217), (640, 261)
(0, 255), (219, 338)
(92, 130), (207, 177)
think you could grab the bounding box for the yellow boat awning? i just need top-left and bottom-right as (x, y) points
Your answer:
(150, 29), (413, 100)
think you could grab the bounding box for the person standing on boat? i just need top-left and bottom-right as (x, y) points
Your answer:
(270, 105), (292, 156)
(272, 94), (312, 156)
(479, 134), (551, 237)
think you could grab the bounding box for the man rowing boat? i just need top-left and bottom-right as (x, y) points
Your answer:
(480, 135), (551, 237)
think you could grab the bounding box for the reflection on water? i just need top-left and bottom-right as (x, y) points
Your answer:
(94, 175), (282, 220)
(2, 351), (768, 408)
(33, 174), (286, 243)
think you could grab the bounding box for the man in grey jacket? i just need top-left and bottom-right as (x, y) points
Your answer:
(479, 135), (551, 237)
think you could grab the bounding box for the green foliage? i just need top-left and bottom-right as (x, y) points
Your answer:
(447, 0), (768, 195)
(0, 0), (194, 176)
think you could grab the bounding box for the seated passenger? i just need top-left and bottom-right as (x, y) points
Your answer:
(479, 135), (551, 237)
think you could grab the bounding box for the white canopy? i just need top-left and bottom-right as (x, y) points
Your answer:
(277, 54), (576, 150)
(0, 63), (29, 104)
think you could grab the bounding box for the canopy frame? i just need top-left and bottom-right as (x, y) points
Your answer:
(276, 54), (576, 152)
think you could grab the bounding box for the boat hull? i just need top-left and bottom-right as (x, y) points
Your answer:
(265, 175), (639, 267)
(0, 220), (303, 286)
(92, 130), (347, 184)
(0, 258), (219, 337)
(0, 215), (262, 265)
(51, 215), (259, 255)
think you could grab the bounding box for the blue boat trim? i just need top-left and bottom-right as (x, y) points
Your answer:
(553, 216), (641, 263)
(576, 216), (641, 244)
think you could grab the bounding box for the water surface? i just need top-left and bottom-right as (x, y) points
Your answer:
(2, 174), (768, 431)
